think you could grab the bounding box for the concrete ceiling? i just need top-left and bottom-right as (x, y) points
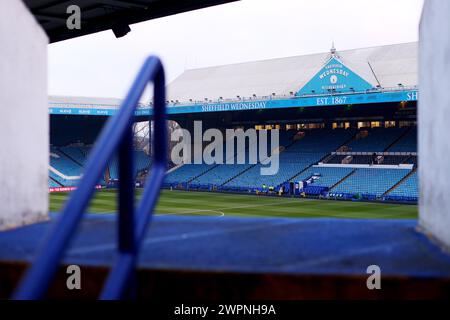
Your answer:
(24, 0), (238, 43)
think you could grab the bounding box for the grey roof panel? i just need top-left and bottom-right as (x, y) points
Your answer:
(167, 42), (418, 102)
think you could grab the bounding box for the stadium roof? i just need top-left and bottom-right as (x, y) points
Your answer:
(48, 42), (418, 113)
(24, 0), (238, 43)
(166, 42), (418, 103)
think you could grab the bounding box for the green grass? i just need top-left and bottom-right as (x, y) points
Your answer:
(49, 189), (418, 219)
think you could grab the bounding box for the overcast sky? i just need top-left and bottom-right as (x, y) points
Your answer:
(48, 0), (424, 100)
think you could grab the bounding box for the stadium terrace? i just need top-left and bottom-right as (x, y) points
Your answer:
(45, 42), (418, 204)
(170, 122), (280, 176)
(4, 0), (450, 302)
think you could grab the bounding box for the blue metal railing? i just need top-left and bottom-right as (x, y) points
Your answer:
(13, 56), (167, 300)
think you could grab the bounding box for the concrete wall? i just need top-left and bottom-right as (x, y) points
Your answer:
(0, 0), (49, 230)
(419, 0), (450, 248)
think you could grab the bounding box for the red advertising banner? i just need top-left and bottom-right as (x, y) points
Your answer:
(49, 185), (103, 193)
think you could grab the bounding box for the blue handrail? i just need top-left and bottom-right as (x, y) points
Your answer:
(13, 56), (167, 300)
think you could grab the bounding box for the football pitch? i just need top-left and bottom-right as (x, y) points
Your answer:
(49, 189), (418, 219)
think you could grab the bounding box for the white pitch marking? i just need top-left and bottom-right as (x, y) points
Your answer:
(159, 209), (225, 217)
(156, 199), (302, 217)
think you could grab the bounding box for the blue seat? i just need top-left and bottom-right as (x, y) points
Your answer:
(332, 168), (411, 197)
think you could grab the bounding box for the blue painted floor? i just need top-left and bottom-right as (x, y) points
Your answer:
(1, 213), (450, 278)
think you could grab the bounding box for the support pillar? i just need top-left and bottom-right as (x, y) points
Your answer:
(419, 0), (450, 248)
(0, 0), (49, 230)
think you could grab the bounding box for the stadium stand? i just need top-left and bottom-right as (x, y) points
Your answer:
(325, 154), (412, 165)
(190, 164), (253, 188)
(44, 41), (419, 203)
(49, 124), (417, 202)
(187, 131), (286, 187)
(223, 128), (356, 189)
(166, 131), (288, 188)
(59, 146), (87, 165)
(388, 127), (417, 152)
(165, 164), (214, 185)
(223, 152), (324, 190)
(404, 156), (418, 165)
(346, 127), (408, 152)
(294, 167), (355, 188)
(44, 42), (419, 204)
(48, 178), (61, 188)
(108, 150), (152, 180)
(385, 171), (418, 201)
(49, 148), (83, 186)
(381, 155), (412, 165)
(331, 168), (411, 198)
(164, 127), (419, 200)
(325, 155), (350, 164)
(49, 146), (151, 187)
